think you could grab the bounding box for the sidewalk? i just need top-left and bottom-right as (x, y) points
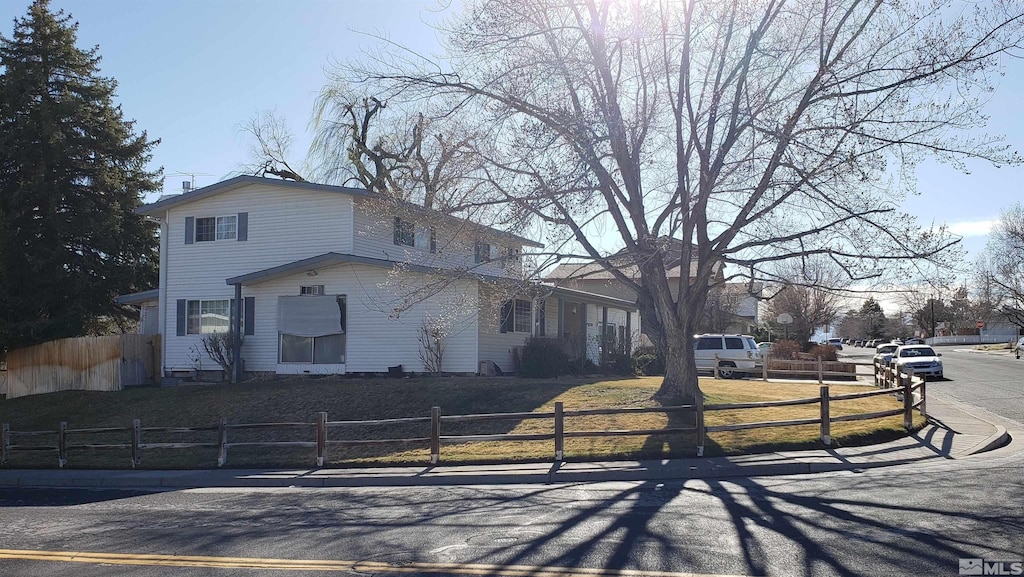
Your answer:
(0, 393), (1011, 489)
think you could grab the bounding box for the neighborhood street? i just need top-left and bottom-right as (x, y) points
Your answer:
(0, 350), (1022, 577)
(841, 345), (1024, 424)
(0, 442), (1021, 577)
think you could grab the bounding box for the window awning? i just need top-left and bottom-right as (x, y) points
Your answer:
(278, 296), (343, 337)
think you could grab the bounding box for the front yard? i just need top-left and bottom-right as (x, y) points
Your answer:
(0, 375), (925, 468)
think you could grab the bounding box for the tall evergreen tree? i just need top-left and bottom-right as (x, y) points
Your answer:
(0, 0), (159, 355)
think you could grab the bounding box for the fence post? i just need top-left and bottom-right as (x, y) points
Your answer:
(554, 402), (564, 461)
(1, 423), (9, 466)
(903, 371), (913, 431)
(316, 411), (327, 467)
(872, 360), (879, 387)
(920, 379), (927, 420)
(430, 406), (441, 465)
(131, 419), (141, 468)
(817, 356), (823, 384)
(217, 417), (228, 467)
(713, 354), (720, 379)
(819, 385), (831, 446)
(762, 354), (768, 382)
(696, 393), (705, 457)
(58, 421), (67, 468)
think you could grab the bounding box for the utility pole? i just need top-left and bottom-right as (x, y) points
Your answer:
(930, 296), (936, 338)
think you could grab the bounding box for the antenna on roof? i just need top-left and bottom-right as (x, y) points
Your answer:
(165, 172), (213, 194)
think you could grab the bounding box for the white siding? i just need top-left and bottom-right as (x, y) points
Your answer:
(476, 286), (531, 371)
(160, 182), (355, 371)
(352, 198), (523, 278)
(231, 265), (479, 374)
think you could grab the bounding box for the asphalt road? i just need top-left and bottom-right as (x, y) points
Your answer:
(841, 345), (1024, 426)
(1, 447), (1022, 576)
(1, 347), (1021, 577)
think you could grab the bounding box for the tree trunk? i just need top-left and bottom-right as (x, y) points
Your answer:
(654, 328), (700, 405)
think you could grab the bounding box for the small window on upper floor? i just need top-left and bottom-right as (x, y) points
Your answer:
(195, 215), (236, 242)
(394, 217), (415, 247)
(300, 285), (325, 296)
(186, 213), (247, 244)
(507, 247), (521, 263)
(475, 241), (491, 263)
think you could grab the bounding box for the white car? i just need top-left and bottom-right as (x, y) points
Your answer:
(693, 334), (762, 379)
(1014, 337), (1024, 359)
(889, 345), (943, 380)
(873, 342), (900, 367)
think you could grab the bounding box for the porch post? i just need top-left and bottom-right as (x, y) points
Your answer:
(601, 306), (609, 364)
(232, 283), (242, 384)
(580, 303), (587, 360)
(557, 298), (565, 337)
(626, 311), (632, 353)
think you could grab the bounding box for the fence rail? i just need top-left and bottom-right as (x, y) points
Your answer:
(1, 373), (927, 469)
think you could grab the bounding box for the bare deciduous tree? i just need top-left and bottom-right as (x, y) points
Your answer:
(978, 203), (1024, 328)
(329, 0), (1023, 402)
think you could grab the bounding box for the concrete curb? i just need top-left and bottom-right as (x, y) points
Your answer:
(956, 425), (1010, 458)
(0, 451), (954, 490)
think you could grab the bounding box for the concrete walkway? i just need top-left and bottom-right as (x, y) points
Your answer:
(0, 392), (1012, 490)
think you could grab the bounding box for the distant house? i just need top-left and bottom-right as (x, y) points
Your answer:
(545, 243), (759, 336)
(118, 176), (637, 379)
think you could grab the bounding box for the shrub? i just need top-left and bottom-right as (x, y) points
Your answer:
(518, 337), (570, 378)
(808, 344), (839, 361)
(631, 345), (665, 376)
(604, 353), (633, 376)
(767, 339), (800, 360)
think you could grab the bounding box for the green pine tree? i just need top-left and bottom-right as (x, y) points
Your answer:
(0, 0), (160, 355)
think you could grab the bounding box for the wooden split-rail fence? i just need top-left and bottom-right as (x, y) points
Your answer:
(1, 371), (927, 468)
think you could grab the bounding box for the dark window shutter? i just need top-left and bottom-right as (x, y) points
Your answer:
(537, 300), (546, 336)
(499, 301), (513, 334)
(176, 299), (187, 336)
(237, 212), (248, 241)
(184, 217), (194, 244)
(244, 297), (255, 335)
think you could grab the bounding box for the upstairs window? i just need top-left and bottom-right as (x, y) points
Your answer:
(507, 247), (521, 263)
(475, 241), (491, 263)
(300, 285), (325, 295)
(186, 213), (247, 244)
(195, 215), (236, 242)
(394, 217), (415, 247)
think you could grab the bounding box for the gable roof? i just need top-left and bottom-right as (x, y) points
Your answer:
(138, 175), (542, 248)
(222, 251), (637, 311)
(225, 252), (439, 286)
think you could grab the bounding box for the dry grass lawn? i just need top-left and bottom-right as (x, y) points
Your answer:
(0, 375), (925, 468)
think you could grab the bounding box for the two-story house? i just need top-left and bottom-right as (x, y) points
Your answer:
(545, 243), (760, 335)
(120, 176), (637, 379)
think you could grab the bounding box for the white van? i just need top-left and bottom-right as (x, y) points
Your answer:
(693, 334), (762, 378)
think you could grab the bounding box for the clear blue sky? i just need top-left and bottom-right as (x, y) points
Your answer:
(3, 0), (1022, 268)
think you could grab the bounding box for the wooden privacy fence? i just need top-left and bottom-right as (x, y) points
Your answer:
(1, 374), (927, 468)
(713, 354), (870, 383)
(5, 334), (161, 399)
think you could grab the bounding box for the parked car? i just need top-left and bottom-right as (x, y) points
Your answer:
(693, 334), (762, 379)
(826, 338), (843, 350)
(873, 342), (900, 368)
(854, 339), (866, 347)
(904, 337), (924, 345)
(1014, 337), (1024, 359)
(889, 345), (943, 380)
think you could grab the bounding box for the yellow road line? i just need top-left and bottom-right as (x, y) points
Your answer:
(0, 548), (747, 577)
